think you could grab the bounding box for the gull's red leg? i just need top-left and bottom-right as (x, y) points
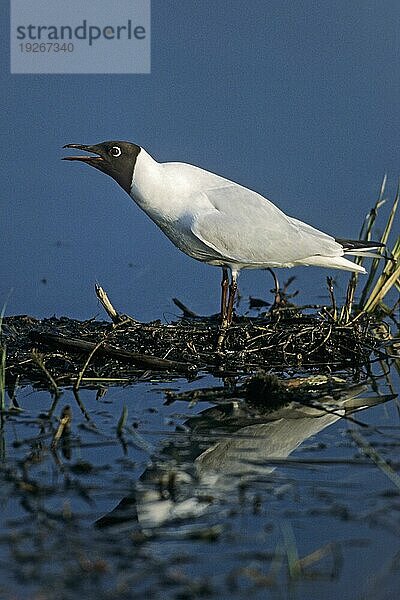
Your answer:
(220, 267), (229, 322)
(225, 270), (238, 326)
(267, 268), (281, 307)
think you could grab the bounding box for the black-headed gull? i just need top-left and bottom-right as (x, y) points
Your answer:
(63, 141), (382, 325)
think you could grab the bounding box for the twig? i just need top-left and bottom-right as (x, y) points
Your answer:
(51, 405), (72, 449)
(72, 388), (92, 422)
(117, 404), (128, 436)
(326, 277), (337, 322)
(74, 337), (108, 391)
(30, 331), (195, 374)
(30, 350), (61, 398)
(74, 316), (141, 390)
(172, 297), (199, 318)
(95, 284), (138, 324)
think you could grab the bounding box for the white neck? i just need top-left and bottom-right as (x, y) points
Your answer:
(129, 149), (164, 210)
(129, 148), (199, 225)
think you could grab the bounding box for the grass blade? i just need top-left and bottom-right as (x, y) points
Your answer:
(358, 181), (399, 308)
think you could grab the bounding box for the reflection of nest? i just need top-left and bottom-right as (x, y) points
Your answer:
(2, 307), (388, 389)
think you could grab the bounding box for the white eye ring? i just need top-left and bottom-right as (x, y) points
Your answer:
(110, 146), (122, 157)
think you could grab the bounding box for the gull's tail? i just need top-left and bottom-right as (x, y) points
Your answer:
(295, 239), (386, 274)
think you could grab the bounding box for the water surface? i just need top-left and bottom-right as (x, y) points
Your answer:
(1, 369), (399, 599)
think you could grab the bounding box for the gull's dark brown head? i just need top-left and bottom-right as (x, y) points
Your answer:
(63, 141), (141, 193)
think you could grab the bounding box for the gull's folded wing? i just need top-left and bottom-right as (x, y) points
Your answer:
(190, 185), (342, 266)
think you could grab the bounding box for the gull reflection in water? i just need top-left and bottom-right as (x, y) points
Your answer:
(96, 381), (393, 531)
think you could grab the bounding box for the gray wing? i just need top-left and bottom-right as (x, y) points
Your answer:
(190, 185), (341, 265)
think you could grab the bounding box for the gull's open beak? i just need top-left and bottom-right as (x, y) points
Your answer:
(62, 143), (106, 167)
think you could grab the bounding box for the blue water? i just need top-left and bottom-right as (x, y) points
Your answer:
(1, 372), (399, 599)
(1, 1), (399, 322)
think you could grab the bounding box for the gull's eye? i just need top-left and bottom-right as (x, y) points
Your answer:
(109, 146), (122, 157)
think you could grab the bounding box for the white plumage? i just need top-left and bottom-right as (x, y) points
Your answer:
(131, 150), (366, 275)
(64, 140), (382, 325)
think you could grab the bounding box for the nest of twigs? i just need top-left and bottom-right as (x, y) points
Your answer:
(1, 303), (388, 390)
